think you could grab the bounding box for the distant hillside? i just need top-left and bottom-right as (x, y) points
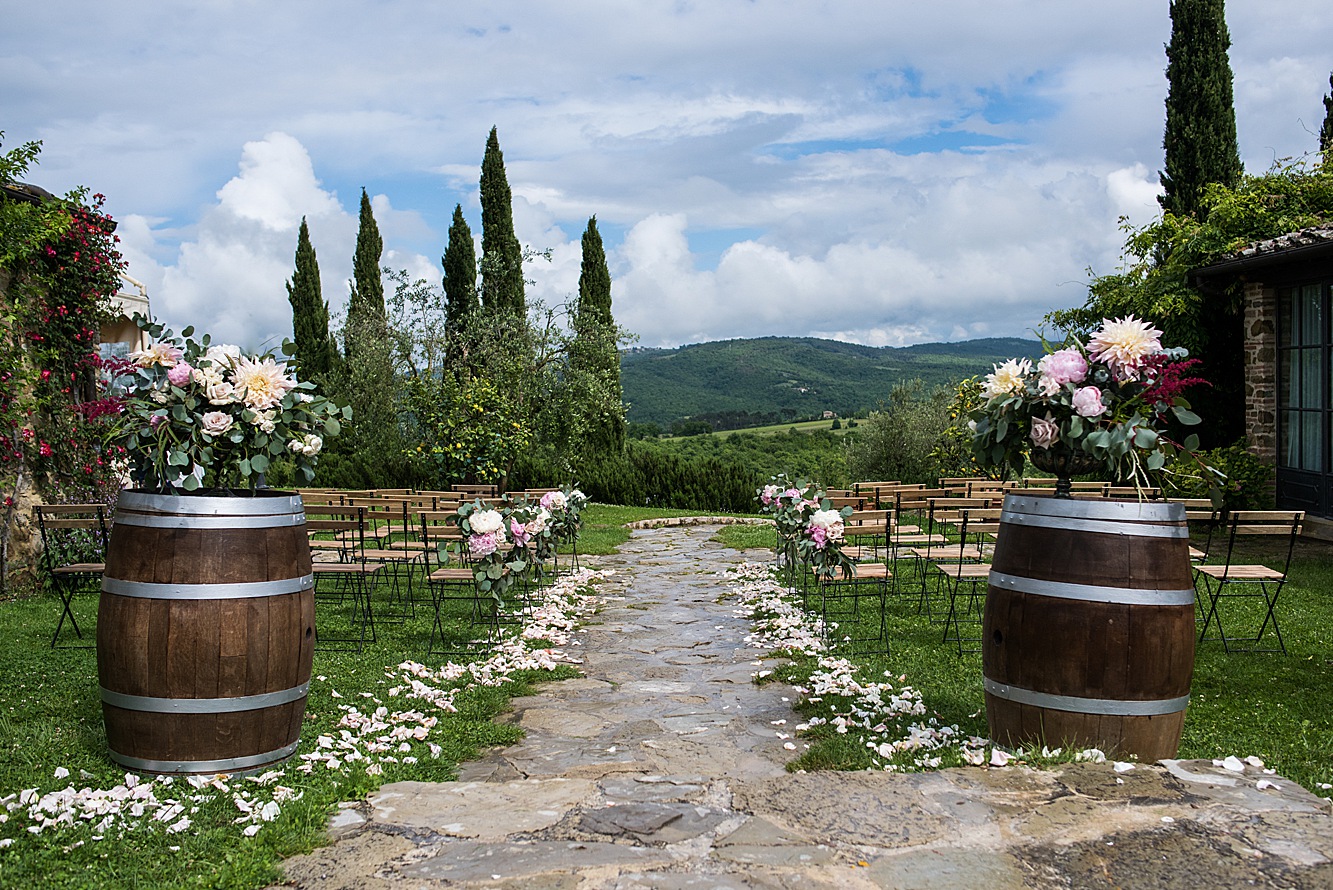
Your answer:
(621, 336), (1043, 429)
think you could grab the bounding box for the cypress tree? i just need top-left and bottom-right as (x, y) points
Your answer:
(577, 216), (613, 327)
(1159, 0), (1243, 218)
(571, 216), (624, 453)
(479, 127), (525, 314)
(442, 203), (478, 337)
(1320, 72), (1333, 162)
(285, 217), (334, 379)
(346, 188), (385, 358)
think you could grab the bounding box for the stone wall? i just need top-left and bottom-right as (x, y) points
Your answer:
(1242, 279), (1277, 465)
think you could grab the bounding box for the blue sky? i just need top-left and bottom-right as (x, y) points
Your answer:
(4, 1), (1329, 350)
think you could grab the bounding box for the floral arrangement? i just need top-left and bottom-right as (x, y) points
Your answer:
(968, 316), (1205, 488)
(453, 500), (521, 603)
(795, 501), (856, 582)
(764, 479), (856, 582)
(107, 316), (351, 493)
(540, 485), (587, 546)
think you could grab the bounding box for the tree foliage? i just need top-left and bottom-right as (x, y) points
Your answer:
(1159, 0), (1243, 218)
(346, 188), (385, 360)
(442, 203), (478, 351)
(1320, 72), (1333, 162)
(285, 217), (335, 380)
(1050, 158), (1333, 445)
(846, 380), (956, 485)
(569, 217), (625, 455)
(479, 127), (525, 315)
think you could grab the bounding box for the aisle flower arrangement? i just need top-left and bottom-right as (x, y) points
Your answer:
(968, 316), (1207, 489)
(453, 500), (523, 604)
(541, 485), (587, 546)
(109, 316), (350, 492)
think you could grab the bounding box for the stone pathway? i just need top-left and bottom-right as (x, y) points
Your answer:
(280, 525), (1333, 889)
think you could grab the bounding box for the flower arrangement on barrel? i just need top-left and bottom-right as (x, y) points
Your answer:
(967, 315), (1210, 496)
(108, 316), (351, 493)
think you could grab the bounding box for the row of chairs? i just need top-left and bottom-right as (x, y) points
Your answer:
(32, 483), (567, 656)
(300, 486), (568, 657)
(779, 484), (1307, 659)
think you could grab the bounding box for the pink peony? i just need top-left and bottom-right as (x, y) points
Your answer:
(1029, 413), (1060, 449)
(1038, 348), (1087, 386)
(166, 362), (194, 387)
(469, 532), (498, 558)
(509, 518), (530, 547)
(808, 524), (828, 550)
(1071, 386), (1107, 418)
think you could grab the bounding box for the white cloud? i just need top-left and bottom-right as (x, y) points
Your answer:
(118, 133), (358, 350)
(8, 0), (1329, 351)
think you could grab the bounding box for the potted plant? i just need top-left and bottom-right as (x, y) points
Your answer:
(96, 316), (350, 775)
(967, 316), (1208, 761)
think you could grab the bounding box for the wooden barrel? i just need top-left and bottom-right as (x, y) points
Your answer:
(982, 494), (1194, 761)
(97, 490), (314, 775)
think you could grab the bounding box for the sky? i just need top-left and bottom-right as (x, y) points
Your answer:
(4, 1), (1330, 352)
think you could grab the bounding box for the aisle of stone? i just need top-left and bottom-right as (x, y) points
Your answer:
(281, 524), (1333, 890)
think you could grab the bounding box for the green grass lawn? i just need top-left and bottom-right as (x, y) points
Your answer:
(714, 522), (1333, 792)
(3, 504), (1330, 889)
(661, 418), (857, 440)
(0, 503), (655, 890)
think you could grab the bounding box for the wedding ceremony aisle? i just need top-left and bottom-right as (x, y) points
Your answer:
(279, 523), (1333, 889)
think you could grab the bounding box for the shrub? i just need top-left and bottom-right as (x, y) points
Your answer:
(1162, 439), (1274, 510)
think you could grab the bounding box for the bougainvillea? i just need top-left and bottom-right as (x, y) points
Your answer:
(2, 138), (127, 589)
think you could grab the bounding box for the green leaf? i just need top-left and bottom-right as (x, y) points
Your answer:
(1172, 406), (1201, 425)
(325, 418), (341, 437)
(181, 474), (201, 491)
(167, 449), (189, 467)
(238, 458), (252, 477)
(251, 454), (269, 473)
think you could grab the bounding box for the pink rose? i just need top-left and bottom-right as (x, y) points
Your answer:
(782, 488), (801, 501)
(1071, 386), (1107, 418)
(808, 524), (828, 550)
(1029, 414), (1060, 449)
(167, 362), (193, 387)
(1038, 348), (1087, 386)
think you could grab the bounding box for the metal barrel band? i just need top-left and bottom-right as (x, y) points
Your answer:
(998, 510), (1189, 539)
(101, 574), (314, 600)
(1004, 495), (1185, 523)
(118, 491), (305, 516)
(100, 682), (309, 714)
(107, 740), (301, 776)
(983, 678), (1189, 717)
(988, 571), (1196, 606)
(113, 512), (306, 530)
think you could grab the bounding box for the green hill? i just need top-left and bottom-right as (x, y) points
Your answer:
(621, 336), (1043, 429)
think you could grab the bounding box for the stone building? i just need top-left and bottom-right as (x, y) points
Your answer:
(1194, 224), (1333, 519)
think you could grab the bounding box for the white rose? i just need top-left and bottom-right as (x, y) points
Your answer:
(468, 509), (504, 536)
(192, 367), (224, 388)
(300, 434), (322, 456)
(200, 411), (234, 436)
(207, 381), (237, 405)
(203, 344), (243, 369)
(149, 389), (169, 404)
(528, 509), (549, 535)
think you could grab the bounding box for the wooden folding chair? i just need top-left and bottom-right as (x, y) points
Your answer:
(419, 511), (503, 660)
(34, 504), (109, 649)
(305, 505), (381, 652)
(1195, 510), (1303, 654)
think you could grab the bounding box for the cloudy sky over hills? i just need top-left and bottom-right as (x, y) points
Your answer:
(5, 1), (1329, 350)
